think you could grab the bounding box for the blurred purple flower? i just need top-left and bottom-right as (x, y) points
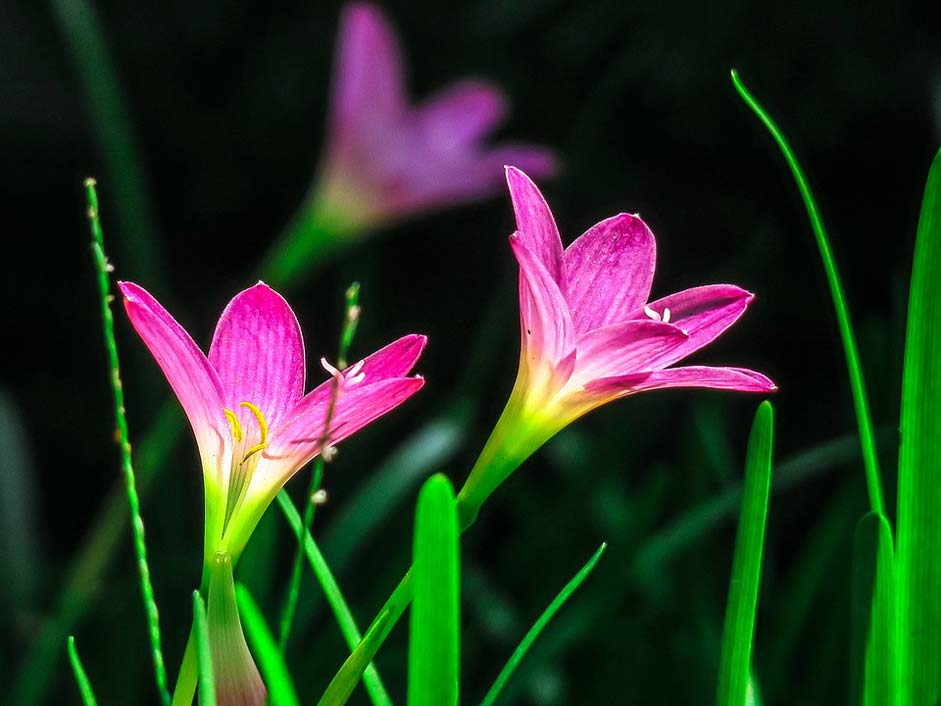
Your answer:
(313, 2), (557, 230)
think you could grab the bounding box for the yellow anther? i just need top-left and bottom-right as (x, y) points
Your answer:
(223, 408), (243, 442)
(239, 401), (269, 461)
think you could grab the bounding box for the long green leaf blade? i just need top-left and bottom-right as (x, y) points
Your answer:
(851, 512), (897, 706)
(66, 637), (98, 706)
(408, 475), (460, 706)
(276, 491), (393, 706)
(897, 145), (941, 706)
(479, 543), (606, 706)
(235, 584), (300, 706)
(192, 592), (216, 706)
(731, 70), (884, 517)
(717, 401), (774, 706)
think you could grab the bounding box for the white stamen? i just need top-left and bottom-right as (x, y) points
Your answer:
(322, 445), (338, 462)
(320, 357), (342, 380)
(312, 489), (328, 505)
(662, 307), (671, 324)
(644, 305), (661, 321)
(346, 359), (366, 385)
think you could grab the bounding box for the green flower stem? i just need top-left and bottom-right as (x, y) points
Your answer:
(278, 283), (361, 650)
(731, 70), (885, 516)
(260, 202), (359, 289)
(85, 179), (170, 706)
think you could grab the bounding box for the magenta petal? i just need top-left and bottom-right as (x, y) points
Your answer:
(331, 2), (406, 135)
(585, 366), (777, 396)
(505, 167), (565, 286)
(630, 285), (755, 369)
(352, 334), (427, 380)
(416, 80), (507, 147)
(510, 235), (575, 367)
(118, 282), (228, 462)
(573, 320), (688, 383)
(265, 377), (425, 474)
(207, 282), (305, 430)
(564, 214), (656, 334)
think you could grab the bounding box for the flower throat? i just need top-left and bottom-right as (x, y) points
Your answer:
(221, 401), (269, 534)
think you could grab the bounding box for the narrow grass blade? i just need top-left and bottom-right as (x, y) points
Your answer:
(192, 592), (216, 706)
(276, 491), (392, 706)
(279, 284), (361, 650)
(731, 70), (884, 516)
(717, 401), (774, 706)
(851, 512), (896, 706)
(479, 543), (606, 706)
(897, 146), (941, 706)
(66, 637), (98, 706)
(235, 585), (300, 706)
(408, 475), (460, 706)
(50, 0), (165, 288)
(85, 178), (170, 706)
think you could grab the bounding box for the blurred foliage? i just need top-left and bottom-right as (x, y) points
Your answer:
(1, 0), (939, 704)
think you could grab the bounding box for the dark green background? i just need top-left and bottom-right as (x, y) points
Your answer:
(1, 1), (939, 704)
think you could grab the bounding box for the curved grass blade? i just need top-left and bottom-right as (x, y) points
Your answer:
(192, 592), (216, 706)
(235, 585), (300, 706)
(479, 543), (606, 706)
(49, 0), (165, 288)
(897, 146), (941, 706)
(731, 70), (884, 516)
(408, 475), (460, 706)
(717, 401), (774, 706)
(85, 179), (170, 706)
(66, 637), (98, 706)
(851, 512), (896, 706)
(276, 491), (392, 706)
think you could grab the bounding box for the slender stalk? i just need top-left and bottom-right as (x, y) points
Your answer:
(66, 637), (98, 706)
(730, 70), (885, 516)
(278, 283), (361, 649)
(85, 178), (170, 706)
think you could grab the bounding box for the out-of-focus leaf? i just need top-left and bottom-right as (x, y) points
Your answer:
(235, 584), (300, 706)
(897, 146), (941, 706)
(479, 543), (606, 706)
(0, 391), (40, 618)
(716, 402), (773, 706)
(408, 475), (460, 706)
(851, 512), (896, 706)
(192, 591), (216, 706)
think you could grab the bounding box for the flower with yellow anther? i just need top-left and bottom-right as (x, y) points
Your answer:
(119, 280), (426, 706)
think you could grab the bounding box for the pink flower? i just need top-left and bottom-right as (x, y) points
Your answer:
(312, 2), (557, 231)
(121, 281), (424, 706)
(456, 168), (775, 525)
(119, 281), (426, 565)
